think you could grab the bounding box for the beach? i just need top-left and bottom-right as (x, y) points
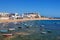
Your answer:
(0, 18), (60, 23)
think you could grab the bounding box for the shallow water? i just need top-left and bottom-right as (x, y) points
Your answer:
(0, 20), (60, 40)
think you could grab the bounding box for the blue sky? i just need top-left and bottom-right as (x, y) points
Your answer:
(0, 0), (60, 17)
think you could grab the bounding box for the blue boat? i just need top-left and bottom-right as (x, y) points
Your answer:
(0, 30), (8, 33)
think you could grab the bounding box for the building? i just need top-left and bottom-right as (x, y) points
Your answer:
(9, 13), (23, 19)
(0, 12), (10, 19)
(22, 13), (41, 18)
(0, 12), (9, 17)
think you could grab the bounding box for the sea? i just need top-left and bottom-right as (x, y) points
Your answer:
(0, 20), (60, 40)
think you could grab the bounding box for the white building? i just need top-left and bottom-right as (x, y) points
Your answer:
(0, 12), (10, 19)
(10, 13), (22, 19)
(0, 12), (9, 16)
(22, 13), (41, 18)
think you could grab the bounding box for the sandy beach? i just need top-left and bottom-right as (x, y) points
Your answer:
(0, 18), (60, 23)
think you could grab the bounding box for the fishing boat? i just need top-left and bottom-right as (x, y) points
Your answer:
(2, 34), (12, 37)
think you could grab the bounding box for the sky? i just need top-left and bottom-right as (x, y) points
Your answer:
(0, 0), (60, 17)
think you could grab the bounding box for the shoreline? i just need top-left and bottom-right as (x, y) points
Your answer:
(0, 18), (60, 23)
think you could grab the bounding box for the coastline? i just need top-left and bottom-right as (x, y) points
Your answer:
(0, 18), (60, 23)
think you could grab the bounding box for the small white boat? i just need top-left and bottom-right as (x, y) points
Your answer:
(41, 31), (47, 34)
(8, 28), (15, 31)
